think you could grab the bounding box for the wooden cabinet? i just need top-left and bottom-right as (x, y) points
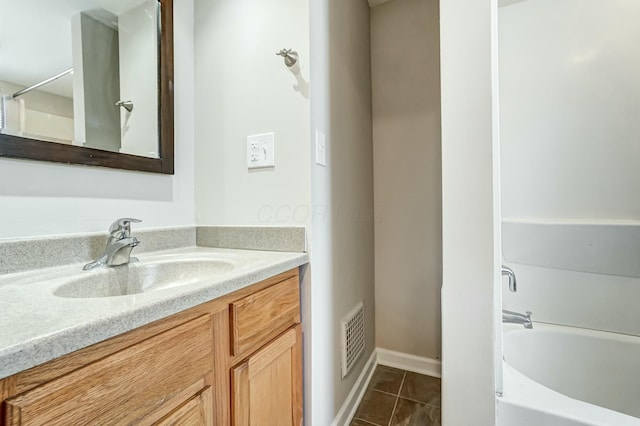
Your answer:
(4, 316), (214, 426)
(0, 268), (302, 426)
(156, 387), (213, 426)
(231, 325), (303, 426)
(228, 274), (302, 426)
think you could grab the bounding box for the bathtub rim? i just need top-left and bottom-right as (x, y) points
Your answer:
(499, 322), (640, 426)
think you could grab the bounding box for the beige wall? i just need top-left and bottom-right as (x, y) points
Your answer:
(371, 0), (442, 359)
(309, 0), (375, 423)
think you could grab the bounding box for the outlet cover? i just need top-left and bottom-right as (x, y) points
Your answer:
(247, 132), (275, 169)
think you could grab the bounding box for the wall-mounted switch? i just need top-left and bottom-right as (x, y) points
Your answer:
(316, 129), (326, 166)
(247, 132), (275, 169)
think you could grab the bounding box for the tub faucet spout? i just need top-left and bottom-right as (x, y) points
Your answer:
(502, 309), (533, 329)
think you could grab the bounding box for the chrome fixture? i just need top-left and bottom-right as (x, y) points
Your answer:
(115, 100), (134, 112)
(11, 68), (73, 99)
(83, 218), (142, 270)
(276, 48), (299, 67)
(502, 266), (517, 292)
(502, 309), (533, 329)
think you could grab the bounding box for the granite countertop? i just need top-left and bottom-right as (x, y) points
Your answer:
(0, 246), (308, 379)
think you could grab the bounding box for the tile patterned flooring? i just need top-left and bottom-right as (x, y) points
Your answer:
(350, 365), (441, 426)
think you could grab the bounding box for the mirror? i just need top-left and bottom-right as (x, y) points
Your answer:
(0, 0), (174, 174)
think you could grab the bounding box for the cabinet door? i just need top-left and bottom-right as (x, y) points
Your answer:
(232, 325), (302, 426)
(155, 387), (213, 426)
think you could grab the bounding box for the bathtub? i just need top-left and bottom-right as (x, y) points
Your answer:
(497, 323), (640, 426)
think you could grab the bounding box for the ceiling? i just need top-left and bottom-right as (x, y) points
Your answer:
(0, 0), (149, 98)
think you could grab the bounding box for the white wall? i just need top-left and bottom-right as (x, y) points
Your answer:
(0, 80), (74, 142)
(0, 0), (195, 239)
(118, 1), (159, 158)
(500, 0), (640, 221)
(309, 0), (375, 423)
(371, 0), (442, 360)
(499, 0), (640, 337)
(0, 80), (73, 118)
(193, 0), (311, 227)
(440, 0), (501, 424)
(24, 109), (74, 142)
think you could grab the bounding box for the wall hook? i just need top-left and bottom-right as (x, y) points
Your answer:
(276, 48), (299, 68)
(115, 100), (134, 112)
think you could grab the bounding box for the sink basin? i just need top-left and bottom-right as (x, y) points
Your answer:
(53, 255), (239, 298)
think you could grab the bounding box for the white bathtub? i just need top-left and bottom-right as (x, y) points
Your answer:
(497, 323), (640, 426)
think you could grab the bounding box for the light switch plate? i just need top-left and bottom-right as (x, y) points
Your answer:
(247, 132), (275, 169)
(315, 129), (326, 166)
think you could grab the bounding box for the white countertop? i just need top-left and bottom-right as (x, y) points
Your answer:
(0, 246), (308, 379)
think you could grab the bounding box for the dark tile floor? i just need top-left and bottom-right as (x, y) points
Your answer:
(351, 365), (441, 426)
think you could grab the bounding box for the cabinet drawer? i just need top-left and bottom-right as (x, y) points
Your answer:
(230, 276), (300, 357)
(5, 315), (213, 426)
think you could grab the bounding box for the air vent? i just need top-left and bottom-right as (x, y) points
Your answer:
(341, 301), (365, 379)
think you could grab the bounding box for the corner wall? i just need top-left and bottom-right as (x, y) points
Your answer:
(309, 0), (375, 423)
(440, 0), (501, 423)
(0, 0), (195, 238)
(370, 0), (442, 360)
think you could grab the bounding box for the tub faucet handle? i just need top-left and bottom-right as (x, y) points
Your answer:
(502, 266), (517, 292)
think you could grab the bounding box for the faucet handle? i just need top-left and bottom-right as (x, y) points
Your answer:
(108, 218), (142, 239)
(501, 266), (517, 293)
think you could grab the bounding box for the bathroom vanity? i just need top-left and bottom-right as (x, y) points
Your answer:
(0, 244), (306, 425)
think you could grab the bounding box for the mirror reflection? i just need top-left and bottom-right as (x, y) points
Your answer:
(0, 0), (159, 159)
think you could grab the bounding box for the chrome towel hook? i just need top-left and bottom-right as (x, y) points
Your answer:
(276, 48), (298, 67)
(115, 100), (134, 112)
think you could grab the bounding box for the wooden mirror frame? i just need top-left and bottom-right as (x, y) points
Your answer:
(0, 0), (174, 174)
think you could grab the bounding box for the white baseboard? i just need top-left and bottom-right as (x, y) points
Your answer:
(376, 347), (441, 378)
(331, 349), (377, 426)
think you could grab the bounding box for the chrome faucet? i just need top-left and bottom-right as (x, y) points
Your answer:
(502, 309), (533, 329)
(502, 266), (517, 292)
(83, 218), (142, 270)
